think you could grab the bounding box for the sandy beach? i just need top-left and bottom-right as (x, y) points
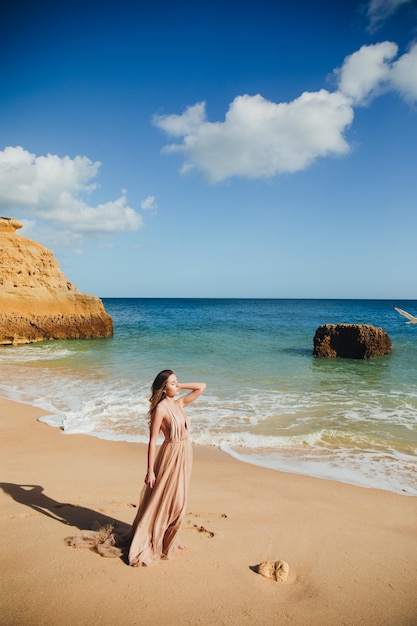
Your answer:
(1, 396), (416, 626)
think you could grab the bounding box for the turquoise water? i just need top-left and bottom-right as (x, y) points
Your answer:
(1, 298), (416, 495)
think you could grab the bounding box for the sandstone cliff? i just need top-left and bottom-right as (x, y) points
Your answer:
(0, 217), (113, 345)
(313, 324), (392, 359)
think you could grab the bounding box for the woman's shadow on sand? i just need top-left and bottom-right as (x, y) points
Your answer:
(0, 482), (131, 536)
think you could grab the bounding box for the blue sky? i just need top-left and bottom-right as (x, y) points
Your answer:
(1, 0), (416, 298)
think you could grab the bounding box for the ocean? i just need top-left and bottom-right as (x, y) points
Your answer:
(1, 298), (416, 496)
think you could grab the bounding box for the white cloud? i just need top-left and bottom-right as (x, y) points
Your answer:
(337, 40), (417, 104)
(390, 42), (417, 102)
(141, 195), (158, 213)
(153, 41), (417, 183)
(153, 102), (206, 137)
(336, 41), (398, 105)
(0, 146), (143, 234)
(366, 0), (413, 32)
(19, 221), (85, 256)
(154, 92), (353, 182)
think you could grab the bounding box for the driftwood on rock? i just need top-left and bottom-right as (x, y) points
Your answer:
(313, 324), (392, 359)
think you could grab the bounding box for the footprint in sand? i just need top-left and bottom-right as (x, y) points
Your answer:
(184, 511), (228, 538)
(187, 511), (227, 519)
(185, 523), (215, 538)
(110, 501), (137, 508)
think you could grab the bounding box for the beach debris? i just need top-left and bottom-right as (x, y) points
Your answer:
(64, 523), (123, 558)
(313, 323), (392, 359)
(254, 560), (289, 582)
(64, 530), (98, 549)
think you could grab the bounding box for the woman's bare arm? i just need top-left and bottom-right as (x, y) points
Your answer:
(179, 382), (206, 407)
(145, 405), (165, 488)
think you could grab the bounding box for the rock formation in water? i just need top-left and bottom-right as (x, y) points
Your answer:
(0, 217), (113, 345)
(313, 323), (392, 359)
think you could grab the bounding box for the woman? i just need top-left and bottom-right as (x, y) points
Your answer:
(124, 370), (206, 566)
(65, 370), (206, 566)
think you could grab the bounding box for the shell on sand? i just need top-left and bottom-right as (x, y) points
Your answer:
(255, 560), (289, 582)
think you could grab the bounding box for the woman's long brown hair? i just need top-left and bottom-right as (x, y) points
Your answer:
(148, 369), (174, 422)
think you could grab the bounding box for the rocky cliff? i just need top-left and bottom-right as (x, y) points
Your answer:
(313, 323), (392, 359)
(0, 217), (113, 345)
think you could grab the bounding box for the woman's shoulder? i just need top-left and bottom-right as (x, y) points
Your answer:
(154, 401), (170, 419)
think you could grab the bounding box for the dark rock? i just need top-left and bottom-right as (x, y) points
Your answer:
(313, 324), (392, 359)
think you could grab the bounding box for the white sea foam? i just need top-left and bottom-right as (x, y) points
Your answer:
(191, 428), (324, 449)
(25, 386), (416, 496)
(1, 374), (416, 498)
(223, 447), (417, 496)
(0, 344), (74, 363)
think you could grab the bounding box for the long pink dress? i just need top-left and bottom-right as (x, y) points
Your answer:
(126, 402), (193, 566)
